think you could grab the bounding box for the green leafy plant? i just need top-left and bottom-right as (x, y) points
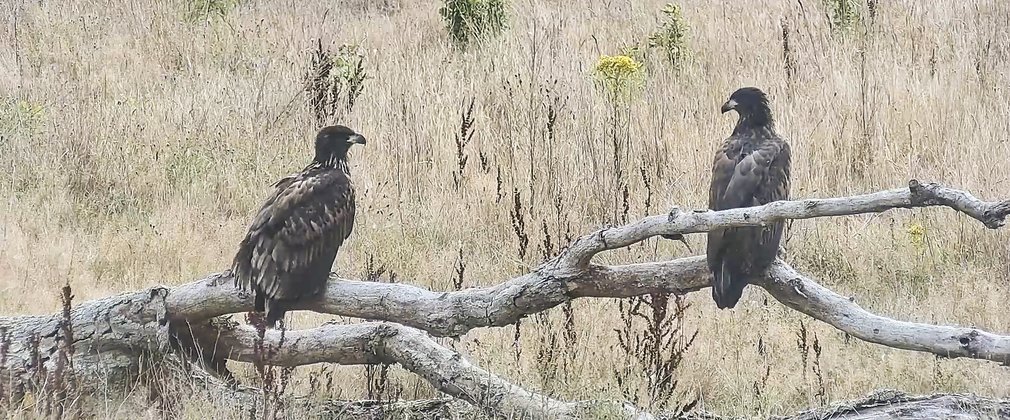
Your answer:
(439, 0), (507, 48)
(647, 3), (690, 68)
(184, 0), (242, 23)
(825, 0), (861, 34)
(0, 99), (45, 136)
(305, 41), (368, 125)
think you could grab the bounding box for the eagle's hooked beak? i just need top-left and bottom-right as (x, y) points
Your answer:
(720, 99), (737, 114)
(347, 134), (367, 145)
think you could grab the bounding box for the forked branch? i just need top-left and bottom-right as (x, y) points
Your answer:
(165, 257), (712, 337)
(0, 180), (1007, 419)
(759, 261), (1010, 364)
(176, 320), (649, 420)
(561, 179), (1009, 268)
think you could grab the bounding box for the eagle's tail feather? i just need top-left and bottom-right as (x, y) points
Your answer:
(712, 260), (747, 309)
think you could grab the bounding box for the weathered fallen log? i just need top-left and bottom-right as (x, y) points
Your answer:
(0, 180), (1007, 419)
(157, 378), (1010, 420)
(771, 389), (1010, 420)
(0, 285), (171, 402)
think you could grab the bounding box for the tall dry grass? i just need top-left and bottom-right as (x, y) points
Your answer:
(1, 0), (1009, 417)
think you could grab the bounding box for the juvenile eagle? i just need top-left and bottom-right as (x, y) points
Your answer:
(232, 125), (365, 327)
(707, 87), (791, 309)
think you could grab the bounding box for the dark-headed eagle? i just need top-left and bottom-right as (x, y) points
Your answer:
(232, 125), (365, 327)
(706, 87), (791, 309)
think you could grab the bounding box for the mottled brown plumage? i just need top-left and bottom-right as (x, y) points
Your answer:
(232, 125), (365, 327)
(707, 87), (791, 309)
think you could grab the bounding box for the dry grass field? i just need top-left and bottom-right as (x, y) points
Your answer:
(2, 0), (1010, 418)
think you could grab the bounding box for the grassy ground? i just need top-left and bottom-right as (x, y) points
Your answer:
(2, 0), (1009, 418)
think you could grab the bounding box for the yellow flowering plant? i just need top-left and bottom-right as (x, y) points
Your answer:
(594, 54), (644, 101)
(906, 221), (926, 250)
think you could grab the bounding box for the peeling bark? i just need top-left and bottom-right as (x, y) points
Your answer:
(0, 287), (171, 400)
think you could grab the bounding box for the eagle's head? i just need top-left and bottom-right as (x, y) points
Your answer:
(314, 125), (366, 164)
(721, 87), (773, 128)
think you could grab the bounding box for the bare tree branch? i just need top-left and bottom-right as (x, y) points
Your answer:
(180, 321), (651, 420)
(1, 180), (1008, 419)
(164, 181), (1010, 339)
(165, 257), (712, 337)
(759, 261), (1010, 365)
(165, 255), (1010, 368)
(562, 179), (1009, 268)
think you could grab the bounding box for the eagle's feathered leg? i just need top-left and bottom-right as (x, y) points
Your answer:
(254, 290), (266, 313)
(265, 299), (288, 328)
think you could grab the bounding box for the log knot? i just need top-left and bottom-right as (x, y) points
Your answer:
(957, 329), (981, 356)
(907, 179), (935, 206)
(666, 206), (682, 222)
(208, 271), (235, 287)
(597, 228), (609, 249)
(661, 207), (687, 242)
(866, 388), (908, 404)
(364, 323), (402, 361)
(372, 323), (402, 339)
(785, 276), (808, 299)
(982, 200), (1010, 229)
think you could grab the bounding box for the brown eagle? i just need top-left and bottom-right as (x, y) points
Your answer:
(232, 125), (365, 327)
(706, 87), (791, 309)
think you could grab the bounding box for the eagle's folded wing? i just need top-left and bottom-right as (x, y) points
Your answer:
(233, 170), (355, 299)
